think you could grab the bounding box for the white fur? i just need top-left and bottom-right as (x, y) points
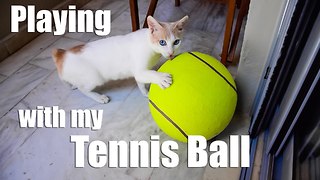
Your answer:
(55, 16), (188, 103)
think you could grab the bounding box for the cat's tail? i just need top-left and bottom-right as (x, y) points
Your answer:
(52, 48), (66, 75)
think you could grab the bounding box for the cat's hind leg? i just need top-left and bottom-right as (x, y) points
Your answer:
(77, 78), (110, 103)
(68, 72), (109, 103)
(62, 61), (109, 103)
(78, 88), (110, 104)
(63, 81), (77, 90)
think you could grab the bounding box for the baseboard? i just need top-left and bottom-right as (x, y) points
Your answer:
(0, 0), (91, 62)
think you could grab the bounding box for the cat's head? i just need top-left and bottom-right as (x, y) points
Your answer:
(147, 15), (189, 59)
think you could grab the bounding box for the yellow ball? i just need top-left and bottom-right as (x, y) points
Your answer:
(148, 52), (237, 143)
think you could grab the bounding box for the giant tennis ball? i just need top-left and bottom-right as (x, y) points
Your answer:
(148, 52), (237, 143)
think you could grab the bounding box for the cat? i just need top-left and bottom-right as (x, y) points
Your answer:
(52, 15), (188, 103)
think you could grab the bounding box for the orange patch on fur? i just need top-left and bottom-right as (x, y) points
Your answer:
(148, 15), (188, 45)
(70, 44), (85, 53)
(52, 48), (66, 75)
(150, 26), (172, 44)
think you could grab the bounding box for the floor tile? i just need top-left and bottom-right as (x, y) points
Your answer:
(29, 37), (85, 71)
(59, 78), (136, 112)
(0, 74), (7, 84)
(21, 71), (72, 107)
(0, 0), (247, 179)
(0, 33), (60, 76)
(186, 1), (219, 31)
(0, 116), (37, 173)
(0, 64), (50, 118)
(83, 0), (129, 20)
(203, 3), (227, 34)
(0, 115), (93, 180)
(180, 29), (217, 55)
(1, 71), (74, 123)
(65, 0), (130, 42)
(1, 101), (31, 122)
(108, 10), (142, 36)
(203, 166), (241, 180)
(0, 43), (10, 61)
(202, 113), (250, 180)
(153, 0), (197, 21)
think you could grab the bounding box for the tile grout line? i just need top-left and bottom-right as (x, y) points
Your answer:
(0, 68), (54, 119)
(104, 84), (140, 123)
(62, 1), (131, 42)
(0, 74), (8, 85)
(0, 34), (63, 78)
(0, 127), (39, 171)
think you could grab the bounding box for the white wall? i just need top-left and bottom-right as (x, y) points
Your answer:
(236, 0), (288, 114)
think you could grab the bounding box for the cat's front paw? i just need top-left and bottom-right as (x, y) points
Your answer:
(157, 73), (172, 89)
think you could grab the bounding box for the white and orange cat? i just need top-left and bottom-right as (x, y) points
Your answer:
(52, 15), (188, 103)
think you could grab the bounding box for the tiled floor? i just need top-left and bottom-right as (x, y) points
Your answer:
(0, 0), (249, 179)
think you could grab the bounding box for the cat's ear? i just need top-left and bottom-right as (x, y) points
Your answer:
(147, 16), (162, 33)
(174, 15), (189, 32)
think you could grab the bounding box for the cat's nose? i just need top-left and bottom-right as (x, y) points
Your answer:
(169, 54), (174, 59)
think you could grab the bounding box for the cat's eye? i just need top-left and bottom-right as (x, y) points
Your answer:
(159, 40), (167, 46)
(173, 39), (180, 45)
